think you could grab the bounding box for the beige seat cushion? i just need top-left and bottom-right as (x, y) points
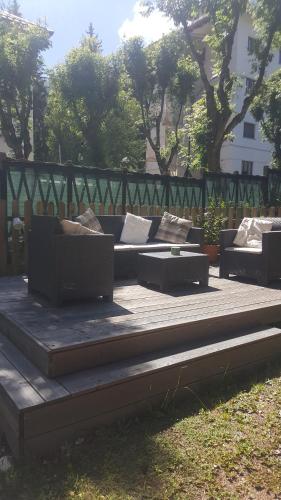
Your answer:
(155, 212), (192, 244)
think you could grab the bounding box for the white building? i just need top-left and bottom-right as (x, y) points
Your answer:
(146, 13), (281, 176)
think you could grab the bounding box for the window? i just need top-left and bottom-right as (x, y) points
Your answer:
(243, 122), (255, 139)
(245, 77), (255, 95)
(248, 36), (257, 53)
(241, 161), (253, 175)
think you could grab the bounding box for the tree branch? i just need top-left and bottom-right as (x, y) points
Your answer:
(182, 19), (217, 122)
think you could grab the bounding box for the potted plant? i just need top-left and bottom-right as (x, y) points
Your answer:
(199, 198), (227, 264)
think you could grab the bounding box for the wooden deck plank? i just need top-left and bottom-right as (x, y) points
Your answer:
(0, 275), (281, 378)
(0, 334), (69, 401)
(0, 352), (44, 410)
(5, 286), (281, 345)
(22, 327), (281, 439)
(39, 296), (281, 349)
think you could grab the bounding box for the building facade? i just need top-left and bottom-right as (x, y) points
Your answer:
(146, 14), (281, 176)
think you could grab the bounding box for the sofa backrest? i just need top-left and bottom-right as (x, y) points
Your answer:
(97, 215), (196, 243)
(97, 216), (125, 242)
(31, 215), (63, 237)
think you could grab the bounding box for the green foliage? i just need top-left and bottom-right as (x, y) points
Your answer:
(102, 80), (146, 171)
(123, 33), (198, 175)
(179, 96), (210, 171)
(251, 69), (281, 169)
(144, 0), (281, 172)
(198, 198), (227, 244)
(33, 76), (49, 161)
(0, 0), (21, 15)
(0, 17), (50, 158)
(46, 38), (145, 168)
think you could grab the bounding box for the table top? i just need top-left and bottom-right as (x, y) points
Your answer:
(138, 251), (208, 260)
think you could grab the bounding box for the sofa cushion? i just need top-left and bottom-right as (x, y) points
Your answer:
(76, 207), (103, 233)
(155, 212), (192, 244)
(233, 218), (251, 247)
(120, 213), (152, 244)
(261, 217), (281, 231)
(234, 217), (272, 248)
(225, 246), (262, 254)
(246, 219), (272, 248)
(114, 242), (200, 252)
(61, 219), (101, 235)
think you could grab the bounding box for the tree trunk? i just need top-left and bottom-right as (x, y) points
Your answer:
(273, 139), (281, 169)
(207, 142), (222, 172)
(13, 142), (24, 159)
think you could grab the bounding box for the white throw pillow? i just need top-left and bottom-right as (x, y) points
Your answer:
(246, 219), (272, 248)
(120, 213), (152, 244)
(233, 218), (252, 247)
(61, 219), (100, 235)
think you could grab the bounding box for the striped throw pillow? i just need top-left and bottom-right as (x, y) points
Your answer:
(155, 212), (192, 244)
(76, 207), (103, 233)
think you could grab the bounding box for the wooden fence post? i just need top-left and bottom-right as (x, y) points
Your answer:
(0, 200), (7, 276)
(24, 200), (32, 274)
(0, 154), (7, 275)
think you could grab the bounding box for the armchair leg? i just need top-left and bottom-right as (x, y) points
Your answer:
(257, 278), (268, 287)
(104, 293), (113, 302)
(219, 268), (229, 279)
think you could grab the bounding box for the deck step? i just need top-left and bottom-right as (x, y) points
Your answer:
(0, 326), (281, 457)
(1, 291), (281, 377)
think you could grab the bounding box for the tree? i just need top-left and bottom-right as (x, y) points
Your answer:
(0, 0), (21, 16)
(179, 95), (209, 172)
(123, 34), (198, 175)
(33, 76), (49, 161)
(251, 70), (281, 169)
(0, 17), (50, 158)
(46, 33), (145, 168)
(48, 39), (120, 166)
(103, 73), (146, 170)
(144, 0), (281, 171)
(45, 75), (84, 164)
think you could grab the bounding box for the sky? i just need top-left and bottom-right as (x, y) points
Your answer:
(17, 0), (174, 68)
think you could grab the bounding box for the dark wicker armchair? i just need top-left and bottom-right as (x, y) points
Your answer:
(28, 215), (114, 305)
(220, 228), (281, 285)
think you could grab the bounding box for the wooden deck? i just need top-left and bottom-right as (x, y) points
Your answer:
(0, 270), (281, 457)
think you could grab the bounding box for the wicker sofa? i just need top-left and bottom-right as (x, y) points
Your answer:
(220, 220), (281, 285)
(28, 215), (204, 302)
(96, 215), (204, 278)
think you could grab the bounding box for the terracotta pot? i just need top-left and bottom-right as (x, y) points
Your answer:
(203, 244), (220, 264)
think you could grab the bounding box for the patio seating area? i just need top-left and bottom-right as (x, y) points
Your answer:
(0, 270), (281, 458)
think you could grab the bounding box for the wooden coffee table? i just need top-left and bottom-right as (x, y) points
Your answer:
(138, 251), (209, 291)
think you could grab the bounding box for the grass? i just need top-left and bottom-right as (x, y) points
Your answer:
(1, 361), (281, 500)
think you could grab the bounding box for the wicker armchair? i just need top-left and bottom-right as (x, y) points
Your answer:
(28, 216), (114, 305)
(220, 228), (281, 286)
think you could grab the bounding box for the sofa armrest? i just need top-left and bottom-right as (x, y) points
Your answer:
(220, 229), (237, 250)
(55, 234), (114, 266)
(262, 231), (281, 259)
(187, 227), (204, 246)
